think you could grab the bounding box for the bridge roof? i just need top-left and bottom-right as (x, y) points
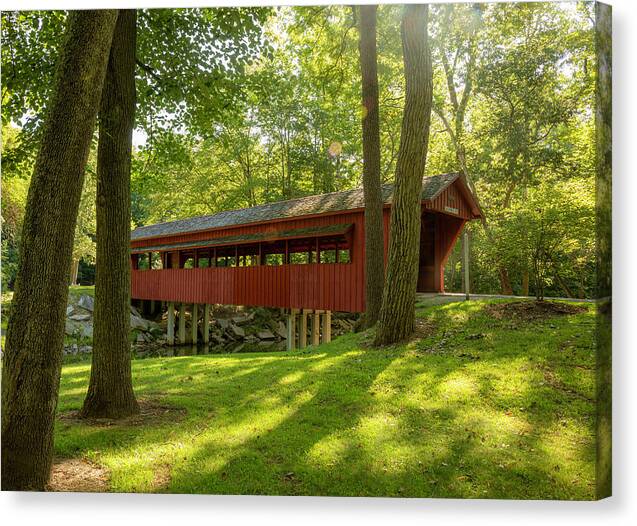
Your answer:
(132, 172), (473, 241)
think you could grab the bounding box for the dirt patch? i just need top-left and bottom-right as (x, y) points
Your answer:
(152, 464), (172, 492)
(412, 316), (437, 339)
(485, 301), (587, 322)
(47, 457), (109, 493)
(359, 316), (436, 348)
(58, 397), (187, 427)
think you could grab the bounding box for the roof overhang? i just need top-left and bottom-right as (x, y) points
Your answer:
(131, 223), (353, 254)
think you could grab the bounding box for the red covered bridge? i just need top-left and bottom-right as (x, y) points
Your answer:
(130, 172), (481, 347)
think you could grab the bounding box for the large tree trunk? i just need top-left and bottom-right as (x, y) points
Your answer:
(358, 5), (384, 328)
(1, 10), (117, 491)
(374, 5), (433, 346)
(81, 10), (139, 419)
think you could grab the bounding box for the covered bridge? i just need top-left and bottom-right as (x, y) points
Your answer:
(130, 172), (481, 347)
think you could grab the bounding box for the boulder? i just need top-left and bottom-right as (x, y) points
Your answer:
(130, 315), (150, 331)
(81, 323), (93, 339)
(130, 305), (142, 318)
(229, 324), (245, 338)
(257, 330), (276, 340)
(78, 294), (94, 312)
(136, 332), (146, 343)
(232, 315), (249, 325)
(275, 321), (287, 339)
(217, 318), (230, 330)
(69, 313), (91, 322)
(65, 320), (82, 336)
(66, 305), (74, 316)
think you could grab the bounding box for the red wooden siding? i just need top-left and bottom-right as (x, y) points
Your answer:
(131, 262), (364, 312)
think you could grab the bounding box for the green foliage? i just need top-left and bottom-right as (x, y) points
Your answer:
(2, 4), (599, 298)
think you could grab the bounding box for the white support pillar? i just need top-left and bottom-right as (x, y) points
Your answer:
(463, 229), (470, 301)
(178, 303), (186, 345)
(191, 304), (199, 345)
(287, 309), (298, 351)
(311, 310), (321, 346)
(203, 304), (211, 344)
(167, 302), (175, 346)
(299, 310), (309, 349)
(322, 310), (332, 344)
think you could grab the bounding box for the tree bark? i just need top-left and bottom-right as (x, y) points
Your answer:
(81, 10), (139, 419)
(1, 10), (117, 491)
(358, 5), (384, 328)
(374, 5), (432, 345)
(70, 258), (80, 286)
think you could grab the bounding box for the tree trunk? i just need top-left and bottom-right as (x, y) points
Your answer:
(521, 269), (529, 296)
(1, 10), (117, 491)
(358, 5), (384, 328)
(374, 5), (432, 346)
(70, 258), (80, 286)
(81, 10), (139, 419)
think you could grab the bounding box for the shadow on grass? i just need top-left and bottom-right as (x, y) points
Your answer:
(54, 301), (596, 499)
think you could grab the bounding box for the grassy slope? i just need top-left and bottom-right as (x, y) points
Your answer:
(55, 299), (596, 499)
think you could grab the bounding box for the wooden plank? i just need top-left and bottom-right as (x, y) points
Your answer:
(311, 311), (320, 346)
(203, 304), (210, 343)
(167, 302), (175, 346)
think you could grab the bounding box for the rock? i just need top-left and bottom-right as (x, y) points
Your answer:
(149, 326), (163, 338)
(130, 315), (150, 331)
(66, 305), (74, 316)
(211, 333), (225, 344)
(130, 305), (142, 318)
(245, 335), (259, 343)
(69, 313), (91, 322)
(229, 324), (245, 338)
(217, 318), (230, 330)
(257, 330), (276, 340)
(65, 320), (82, 336)
(232, 315), (249, 325)
(136, 332), (146, 343)
(81, 323), (93, 339)
(78, 295), (94, 312)
(276, 321), (287, 339)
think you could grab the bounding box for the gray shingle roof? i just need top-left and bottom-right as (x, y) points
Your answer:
(131, 172), (460, 241)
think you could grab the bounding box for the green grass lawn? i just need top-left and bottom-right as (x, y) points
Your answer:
(54, 299), (596, 499)
(68, 284), (95, 298)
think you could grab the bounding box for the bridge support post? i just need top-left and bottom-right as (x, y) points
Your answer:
(178, 303), (186, 345)
(311, 310), (321, 346)
(191, 304), (198, 345)
(203, 304), (211, 344)
(167, 302), (175, 346)
(287, 309), (298, 351)
(299, 310), (309, 349)
(321, 310), (332, 344)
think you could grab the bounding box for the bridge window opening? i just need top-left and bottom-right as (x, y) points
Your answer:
(338, 248), (351, 263)
(150, 252), (163, 270)
(289, 252), (309, 264)
(138, 232), (352, 271)
(320, 249), (336, 263)
(137, 253), (150, 270)
(265, 253), (284, 266)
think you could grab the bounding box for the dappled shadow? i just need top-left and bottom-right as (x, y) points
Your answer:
(53, 300), (596, 498)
